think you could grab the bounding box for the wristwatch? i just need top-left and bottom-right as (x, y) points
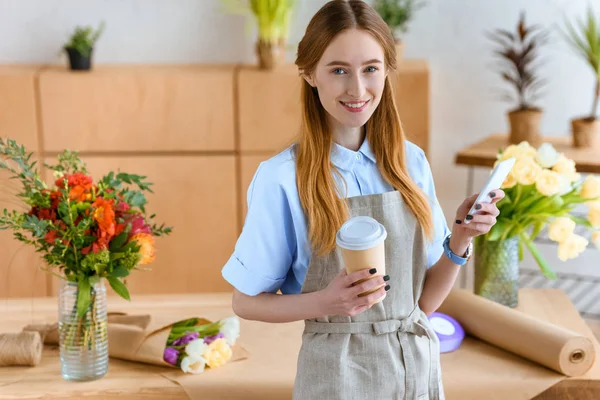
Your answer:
(442, 234), (473, 266)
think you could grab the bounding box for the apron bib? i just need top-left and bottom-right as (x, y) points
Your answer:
(293, 191), (444, 400)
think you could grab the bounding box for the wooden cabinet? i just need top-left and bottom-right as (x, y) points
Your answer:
(39, 66), (236, 152)
(0, 62), (430, 297)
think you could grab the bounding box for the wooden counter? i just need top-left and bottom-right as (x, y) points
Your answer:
(1, 288), (598, 399)
(455, 133), (600, 173)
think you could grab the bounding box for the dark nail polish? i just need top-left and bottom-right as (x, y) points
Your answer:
(455, 219), (462, 225)
(369, 268), (377, 274)
(489, 191), (496, 198)
(384, 285), (390, 291)
(466, 215), (473, 220)
(383, 275), (390, 281)
(475, 204), (482, 210)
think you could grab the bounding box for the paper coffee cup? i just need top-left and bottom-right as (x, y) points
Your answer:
(336, 216), (387, 303)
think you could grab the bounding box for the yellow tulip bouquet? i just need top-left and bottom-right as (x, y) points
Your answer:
(483, 141), (600, 279)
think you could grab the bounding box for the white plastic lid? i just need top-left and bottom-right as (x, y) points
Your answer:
(336, 216), (387, 251)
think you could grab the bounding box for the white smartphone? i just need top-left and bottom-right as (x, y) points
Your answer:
(464, 157), (516, 224)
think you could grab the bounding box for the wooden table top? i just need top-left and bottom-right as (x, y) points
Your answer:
(455, 134), (600, 173)
(0, 289), (598, 399)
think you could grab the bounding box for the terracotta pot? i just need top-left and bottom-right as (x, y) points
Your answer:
(507, 109), (542, 145)
(255, 39), (284, 70)
(571, 117), (599, 148)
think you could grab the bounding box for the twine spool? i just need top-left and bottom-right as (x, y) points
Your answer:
(0, 331), (43, 367)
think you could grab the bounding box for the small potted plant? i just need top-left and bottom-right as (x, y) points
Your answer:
(64, 21), (105, 71)
(488, 12), (548, 145)
(373, 0), (426, 62)
(221, 0), (295, 70)
(561, 7), (600, 148)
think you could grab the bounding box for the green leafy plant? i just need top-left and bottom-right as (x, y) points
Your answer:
(0, 138), (172, 321)
(561, 6), (600, 121)
(373, 0), (426, 41)
(488, 12), (547, 112)
(64, 21), (105, 58)
(220, 0), (295, 46)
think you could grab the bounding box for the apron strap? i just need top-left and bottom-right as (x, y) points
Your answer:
(303, 307), (440, 400)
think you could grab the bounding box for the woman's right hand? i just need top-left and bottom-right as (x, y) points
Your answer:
(319, 268), (389, 317)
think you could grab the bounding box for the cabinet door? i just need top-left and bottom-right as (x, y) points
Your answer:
(0, 159), (48, 298)
(45, 155), (238, 295)
(239, 154), (270, 226)
(39, 66), (235, 152)
(238, 65), (301, 152)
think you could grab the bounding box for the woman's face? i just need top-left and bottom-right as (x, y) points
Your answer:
(305, 29), (387, 129)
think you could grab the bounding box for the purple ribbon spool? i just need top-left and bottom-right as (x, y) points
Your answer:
(427, 312), (464, 353)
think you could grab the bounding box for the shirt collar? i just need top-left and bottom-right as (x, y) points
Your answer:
(330, 138), (377, 171)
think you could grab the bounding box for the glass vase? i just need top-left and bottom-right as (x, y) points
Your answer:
(474, 236), (520, 308)
(58, 280), (109, 381)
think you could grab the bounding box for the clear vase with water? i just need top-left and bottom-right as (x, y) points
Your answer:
(474, 236), (520, 308)
(58, 279), (109, 381)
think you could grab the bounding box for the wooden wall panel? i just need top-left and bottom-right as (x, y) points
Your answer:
(239, 154), (270, 224)
(393, 60), (430, 156)
(238, 65), (301, 152)
(0, 156), (48, 298)
(0, 66), (40, 151)
(39, 66), (235, 152)
(45, 155), (238, 296)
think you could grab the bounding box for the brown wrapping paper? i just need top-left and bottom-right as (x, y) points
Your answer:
(26, 312), (248, 368)
(438, 289), (596, 377)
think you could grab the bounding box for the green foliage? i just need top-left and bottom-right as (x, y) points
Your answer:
(373, 0), (426, 40)
(561, 6), (600, 120)
(0, 138), (172, 316)
(64, 21), (105, 58)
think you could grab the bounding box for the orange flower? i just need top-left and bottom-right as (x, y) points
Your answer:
(92, 198), (116, 237)
(55, 173), (94, 202)
(130, 233), (155, 265)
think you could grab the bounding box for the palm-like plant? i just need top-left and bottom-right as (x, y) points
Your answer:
(562, 6), (600, 121)
(488, 12), (547, 112)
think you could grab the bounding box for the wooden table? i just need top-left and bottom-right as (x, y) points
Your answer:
(455, 133), (600, 197)
(1, 289), (599, 399)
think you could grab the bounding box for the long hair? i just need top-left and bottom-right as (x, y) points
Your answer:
(295, 0), (433, 256)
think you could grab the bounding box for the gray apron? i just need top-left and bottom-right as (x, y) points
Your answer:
(293, 191), (444, 400)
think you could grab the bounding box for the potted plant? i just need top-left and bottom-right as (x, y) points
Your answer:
(221, 0), (295, 70)
(63, 21), (105, 71)
(0, 138), (172, 381)
(488, 12), (547, 145)
(474, 141), (600, 307)
(561, 7), (600, 148)
(373, 0), (426, 62)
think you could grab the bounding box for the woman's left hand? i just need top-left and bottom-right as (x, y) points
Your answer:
(452, 189), (505, 245)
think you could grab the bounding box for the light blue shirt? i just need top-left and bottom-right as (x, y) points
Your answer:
(221, 139), (450, 296)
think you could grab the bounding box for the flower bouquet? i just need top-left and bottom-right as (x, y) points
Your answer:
(474, 141), (600, 306)
(0, 138), (172, 381)
(164, 316), (241, 374)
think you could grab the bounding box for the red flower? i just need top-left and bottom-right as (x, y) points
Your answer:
(92, 198), (116, 237)
(127, 215), (151, 237)
(55, 173), (94, 202)
(115, 202), (130, 213)
(44, 230), (58, 244)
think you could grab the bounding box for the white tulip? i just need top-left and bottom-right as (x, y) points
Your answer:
(180, 355), (207, 374)
(185, 338), (209, 358)
(535, 143), (560, 168)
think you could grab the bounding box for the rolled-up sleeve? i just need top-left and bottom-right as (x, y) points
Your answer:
(413, 148), (451, 268)
(221, 162), (296, 296)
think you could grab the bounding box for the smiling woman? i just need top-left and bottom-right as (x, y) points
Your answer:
(222, 1), (502, 399)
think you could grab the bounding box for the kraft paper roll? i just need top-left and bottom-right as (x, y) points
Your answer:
(0, 331), (43, 367)
(437, 289), (596, 377)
